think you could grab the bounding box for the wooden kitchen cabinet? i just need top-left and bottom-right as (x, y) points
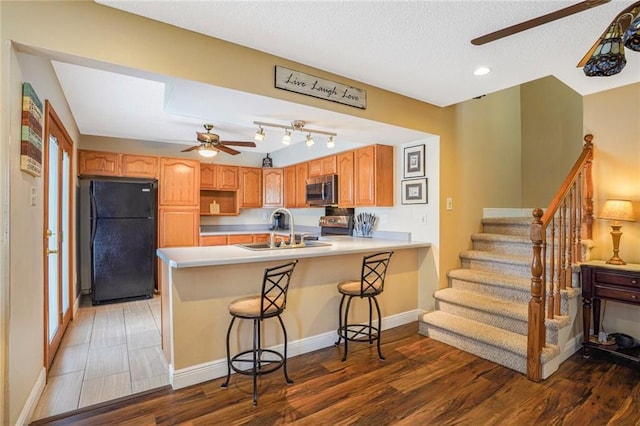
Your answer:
(354, 144), (394, 207)
(158, 207), (199, 247)
(201, 164), (239, 190)
(121, 154), (158, 178)
(78, 150), (120, 176)
(295, 163), (308, 207)
(263, 168), (284, 207)
(337, 151), (355, 207)
(200, 190), (239, 215)
(308, 155), (337, 177)
(284, 165), (297, 208)
(159, 157), (200, 206)
(239, 167), (262, 208)
(284, 163), (309, 208)
(200, 235), (228, 246)
(254, 233), (271, 243)
(227, 234), (254, 245)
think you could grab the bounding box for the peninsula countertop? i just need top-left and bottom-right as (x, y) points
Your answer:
(157, 236), (431, 269)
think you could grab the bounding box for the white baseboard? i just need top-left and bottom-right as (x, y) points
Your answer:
(18, 367), (46, 426)
(172, 309), (419, 390)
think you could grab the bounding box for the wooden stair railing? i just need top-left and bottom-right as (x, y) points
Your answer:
(527, 134), (594, 381)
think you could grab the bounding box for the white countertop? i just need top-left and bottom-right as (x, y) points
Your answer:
(157, 236), (430, 268)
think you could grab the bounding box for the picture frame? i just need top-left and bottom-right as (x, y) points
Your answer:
(403, 144), (425, 178)
(401, 178), (428, 204)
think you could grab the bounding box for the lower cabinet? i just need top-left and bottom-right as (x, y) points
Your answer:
(158, 208), (199, 248)
(200, 235), (228, 246)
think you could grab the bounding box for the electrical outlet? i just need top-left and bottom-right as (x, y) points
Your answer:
(262, 212), (268, 220)
(380, 214), (388, 224)
(446, 197), (453, 211)
(30, 186), (37, 206)
(420, 215), (426, 224)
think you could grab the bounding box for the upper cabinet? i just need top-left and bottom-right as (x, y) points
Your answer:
(78, 150), (120, 177)
(200, 164), (238, 190)
(284, 163), (308, 208)
(295, 163), (309, 208)
(354, 145), (394, 207)
(263, 168), (284, 207)
(121, 154), (158, 178)
(337, 151), (355, 207)
(79, 150), (157, 178)
(308, 155), (337, 177)
(159, 157), (200, 206)
(239, 167), (262, 208)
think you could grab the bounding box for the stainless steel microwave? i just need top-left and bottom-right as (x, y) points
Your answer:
(306, 174), (338, 206)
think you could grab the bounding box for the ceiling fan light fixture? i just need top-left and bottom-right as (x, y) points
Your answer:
(198, 145), (218, 158)
(254, 126), (265, 141)
(305, 133), (315, 147)
(326, 135), (335, 149)
(282, 130), (292, 145)
(583, 22), (627, 77)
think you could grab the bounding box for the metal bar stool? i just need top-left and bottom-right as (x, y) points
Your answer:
(221, 259), (298, 405)
(335, 251), (393, 362)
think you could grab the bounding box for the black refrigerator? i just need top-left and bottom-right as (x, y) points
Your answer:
(80, 178), (157, 304)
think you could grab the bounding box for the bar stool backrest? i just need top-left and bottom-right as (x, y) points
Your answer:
(261, 259), (299, 319)
(360, 251), (394, 295)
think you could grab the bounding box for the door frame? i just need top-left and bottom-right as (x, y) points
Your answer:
(43, 101), (74, 370)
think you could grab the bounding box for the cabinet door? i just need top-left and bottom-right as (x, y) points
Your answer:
(228, 234), (254, 245)
(373, 144), (394, 207)
(295, 163), (308, 208)
(200, 235), (227, 246)
(308, 159), (322, 177)
(78, 150), (120, 176)
(159, 157), (200, 206)
(337, 151), (355, 207)
(121, 154), (158, 178)
(354, 145), (376, 206)
(239, 167), (262, 208)
(284, 165), (297, 208)
(263, 168), (284, 207)
(200, 164), (216, 189)
(158, 207), (199, 247)
(217, 165), (239, 190)
(254, 233), (270, 243)
(321, 155), (337, 175)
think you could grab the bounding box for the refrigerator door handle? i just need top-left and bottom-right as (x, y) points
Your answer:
(90, 190), (97, 248)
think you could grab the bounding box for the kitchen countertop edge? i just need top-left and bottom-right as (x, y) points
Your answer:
(157, 237), (430, 269)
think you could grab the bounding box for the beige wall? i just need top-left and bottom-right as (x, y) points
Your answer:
(584, 83), (640, 338)
(521, 76), (584, 207)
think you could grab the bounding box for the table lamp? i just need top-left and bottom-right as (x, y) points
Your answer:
(599, 199), (636, 265)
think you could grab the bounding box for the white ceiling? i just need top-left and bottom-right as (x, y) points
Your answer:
(52, 1), (640, 155)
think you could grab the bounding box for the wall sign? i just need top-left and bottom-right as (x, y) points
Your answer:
(21, 82), (43, 177)
(275, 66), (367, 109)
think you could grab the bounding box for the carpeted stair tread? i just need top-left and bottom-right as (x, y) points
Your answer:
(434, 287), (528, 321)
(447, 268), (530, 291)
(460, 250), (530, 266)
(471, 233), (531, 244)
(481, 217), (531, 226)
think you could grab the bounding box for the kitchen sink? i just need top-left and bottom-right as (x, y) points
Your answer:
(236, 241), (332, 251)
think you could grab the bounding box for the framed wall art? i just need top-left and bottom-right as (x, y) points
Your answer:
(401, 178), (428, 204)
(403, 144), (425, 178)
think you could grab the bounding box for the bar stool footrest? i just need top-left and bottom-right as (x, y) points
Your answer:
(230, 349), (285, 377)
(338, 324), (380, 343)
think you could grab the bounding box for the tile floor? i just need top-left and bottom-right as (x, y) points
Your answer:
(31, 295), (169, 421)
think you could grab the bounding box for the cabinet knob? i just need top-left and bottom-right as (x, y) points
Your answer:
(632, 295), (638, 300)
(632, 280), (638, 284)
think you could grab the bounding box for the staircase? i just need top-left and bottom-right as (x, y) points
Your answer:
(419, 217), (583, 379)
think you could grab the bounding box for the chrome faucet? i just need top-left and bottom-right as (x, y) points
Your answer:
(270, 207), (295, 247)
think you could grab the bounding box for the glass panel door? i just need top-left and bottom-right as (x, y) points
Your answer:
(46, 135), (59, 343)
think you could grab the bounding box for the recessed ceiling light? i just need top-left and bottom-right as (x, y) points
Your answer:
(474, 67), (491, 76)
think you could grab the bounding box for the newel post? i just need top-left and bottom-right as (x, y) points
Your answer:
(528, 208), (545, 381)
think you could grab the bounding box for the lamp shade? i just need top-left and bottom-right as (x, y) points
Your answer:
(583, 22), (627, 77)
(599, 199), (635, 222)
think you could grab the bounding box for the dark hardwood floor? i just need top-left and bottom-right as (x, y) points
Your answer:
(31, 322), (640, 425)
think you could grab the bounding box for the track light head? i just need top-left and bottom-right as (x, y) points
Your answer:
(282, 130), (292, 145)
(254, 126), (265, 141)
(305, 133), (315, 147)
(326, 135), (335, 148)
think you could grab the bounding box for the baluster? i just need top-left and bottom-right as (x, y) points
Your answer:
(548, 217), (556, 319)
(528, 208), (545, 381)
(584, 135), (594, 240)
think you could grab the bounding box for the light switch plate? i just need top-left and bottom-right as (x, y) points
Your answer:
(446, 197), (453, 211)
(30, 186), (36, 206)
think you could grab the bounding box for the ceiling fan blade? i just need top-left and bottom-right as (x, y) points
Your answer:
(577, 1), (640, 67)
(471, 0), (612, 46)
(215, 144), (241, 155)
(181, 145), (201, 152)
(219, 140), (257, 147)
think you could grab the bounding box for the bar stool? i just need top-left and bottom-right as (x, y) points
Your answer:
(221, 259), (298, 405)
(335, 251), (393, 362)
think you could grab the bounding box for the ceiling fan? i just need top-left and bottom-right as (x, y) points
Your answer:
(471, 0), (640, 75)
(181, 124), (256, 157)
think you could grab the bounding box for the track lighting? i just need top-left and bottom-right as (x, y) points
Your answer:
(305, 133), (315, 147)
(326, 135), (335, 148)
(253, 120), (336, 148)
(254, 126), (265, 141)
(282, 130), (292, 145)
